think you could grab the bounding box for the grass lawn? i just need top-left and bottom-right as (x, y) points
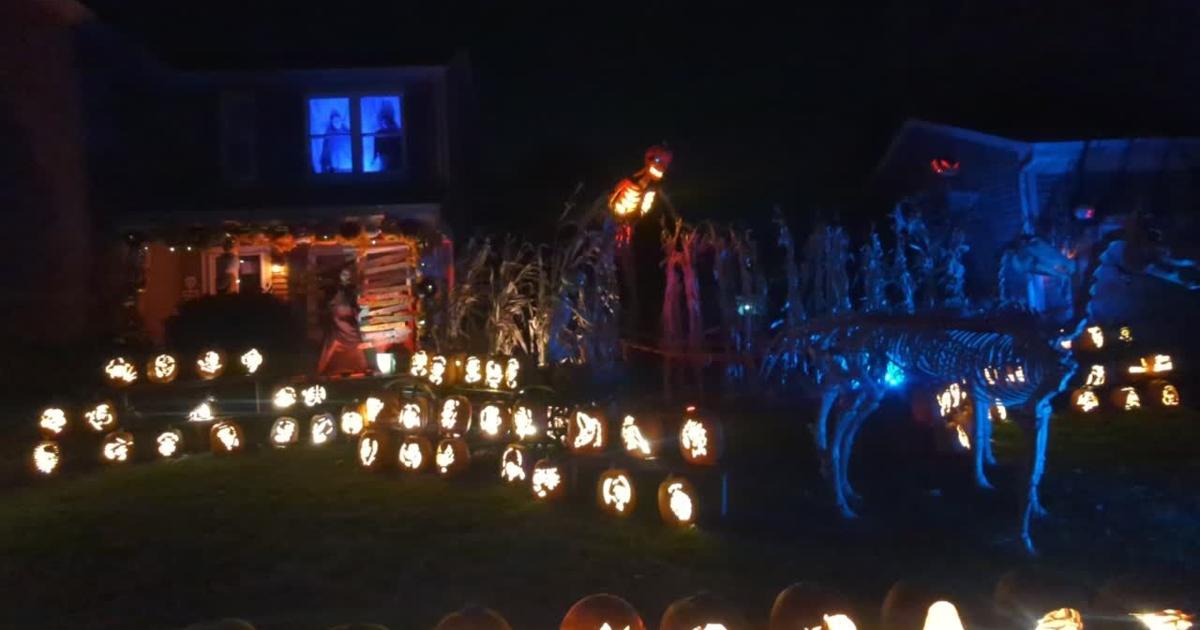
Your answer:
(1, 406), (1198, 629)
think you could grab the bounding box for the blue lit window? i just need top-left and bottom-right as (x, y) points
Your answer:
(307, 95), (403, 175)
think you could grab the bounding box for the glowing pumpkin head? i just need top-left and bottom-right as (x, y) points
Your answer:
(609, 178), (645, 219)
(210, 420), (244, 454)
(239, 348), (264, 375)
(922, 601), (965, 630)
(510, 403), (543, 441)
(398, 435), (432, 472)
(560, 593), (646, 630)
(567, 408), (607, 455)
(659, 592), (747, 630)
(934, 382), (971, 420)
(531, 458), (565, 500)
(1083, 364), (1107, 388)
(1128, 354), (1174, 377)
(435, 437), (470, 476)
(188, 399), (216, 423)
(547, 405), (571, 445)
(270, 417), (300, 448)
(361, 394), (399, 426)
(1069, 388), (1101, 413)
(1112, 387), (1142, 411)
(1035, 608), (1084, 630)
(1118, 326), (1134, 343)
(147, 353), (179, 384)
(1079, 325), (1105, 351)
(273, 385), (298, 409)
(768, 582), (856, 630)
(679, 406), (722, 466)
(156, 429), (183, 458)
(504, 357), (521, 390)
(310, 413), (337, 445)
(410, 350), (430, 378)
(100, 431), (134, 463)
(619, 414), (661, 460)
(433, 605), (514, 630)
(339, 407), (365, 436)
(437, 396), (472, 436)
(32, 441), (62, 475)
(84, 401), (117, 432)
(462, 355), (483, 386)
(478, 403), (507, 440)
(485, 357), (504, 389)
(397, 398), (429, 433)
(38, 407), (68, 438)
(1131, 610), (1195, 629)
(597, 468), (636, 516)
(357, 429), (389, 471)
(428, 354), (452, 386)
(104, 356), (139, 386)
(301, 384), (328, 408)
(196, 349), (226, 380)
(500, 444), (528, 483)
(1149, 380), (1181, 407)
(658, 475), (698, 526)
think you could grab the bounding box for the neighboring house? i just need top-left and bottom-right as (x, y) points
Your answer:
(1, 0), (471, 351)
(873, 119), (1200, 338)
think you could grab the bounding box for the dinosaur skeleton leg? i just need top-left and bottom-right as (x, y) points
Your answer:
(1022, 399), (1052, 555)
(981, 405), (997, 466)
(828, 394), (863, 519)
(839, 385), (883, 505)
(814, 387), (838, 453)
(971, 389), (995, 490)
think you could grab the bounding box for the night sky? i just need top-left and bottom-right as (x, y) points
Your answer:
(81, 1), (1200, 233)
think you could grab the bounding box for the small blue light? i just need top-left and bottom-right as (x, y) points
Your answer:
(884, 361), (905, 388)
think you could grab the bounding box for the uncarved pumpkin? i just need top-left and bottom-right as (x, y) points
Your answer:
(433, 605), (513, 630)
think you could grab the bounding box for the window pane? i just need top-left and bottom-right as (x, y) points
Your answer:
(361, 95), (404, 173)
(308, 98), (350, 135)
(309, 98), (352, 173)
(311, 138), (352, 174)
(360, 96), (402, 134)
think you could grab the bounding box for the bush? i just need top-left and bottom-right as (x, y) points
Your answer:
(164, 293), (304, 360)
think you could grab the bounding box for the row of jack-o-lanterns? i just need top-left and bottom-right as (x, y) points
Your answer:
(407, 350), (525, 391)
(104, 349), (266, 386)
(175, 587), (1195, 630)
(922, 377), (1181, 426)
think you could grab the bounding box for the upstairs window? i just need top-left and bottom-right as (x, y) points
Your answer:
(307, 95), (405, 175)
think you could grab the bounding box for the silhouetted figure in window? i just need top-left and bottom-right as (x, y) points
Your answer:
(319, 111), (351, 173)
(371, 101), (403, 172)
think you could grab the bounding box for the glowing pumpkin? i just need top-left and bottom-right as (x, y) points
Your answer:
(1148, 380), (1181, 407)
(410, 350), (430, 378)
(560, 593), (645, 630)
(619, 414), (660, 460)
(567, 408), (607, 455)
(768, 582), (855, 630)
(500, 444), (528, 483)
(32, 441), (61, 475)
(1118, 326), (1134, 343)
(196, 349), (226, 380)
(922, 601), (965, 630)
(1128, 354), (1174, 376)
(188, 399), (216, 422)
(269, 417), (300, 448)
(1036, 608), (1084, 630)
(273, 386), (298, 409)
(597, 468), (636, 516)
(1078, 325), (1105, 351)
(659, 592), (747, 630)
(511, 403), (542, 441)
(38, 407), (68, 438)
(547, 405), (571, 445)
(948, 422), (971, 451)
(504, 356), (521, 390)
(435, 437), (470, 476)
(301, 384), (327, 407)
(84, 401), (117, 432)
(484, 357), (504, 389)
(147, 353), (179, 384)
(1132, 610), (1195, 629)
(104, 356), (139, 386)
(310, 413), (337, 445)
(357, 429), (389, 471)
(1071, 388), (1101, 413)
(433, 605), (514, 630)
(428, 354), (453, 386)
(156, 429), (183, 458)
(210, 420), (244, 454)
(478, 403), (507, 440)
(531, 458), (565, 500)
(1084, 364), (1107, 388)
(100, 430), (134, 463)
(438, 396), (472, 436)
(239, 348), (264, 375)
(360, 393), (399, 426)
(679, 406), (722, 466)
(1112, 387), (1142, 411)
(340, 407), (365, 436)
(462, 355), (484, 386)
(398, 435), (432, 472)
(397, 398), (429, 433)
(934, 382), (970, 420)
(657, 475), (698, 526)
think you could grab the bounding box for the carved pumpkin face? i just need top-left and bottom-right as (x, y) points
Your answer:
(273, 386), (298, 409)
(485, 358), (504, 389)
(1129, 354), (1174, 376)
(357, 430), (387, 471)
(500, 444), (527, 483)
(339, 408), (365, 436)
(147, 353), (179, 384)
(301, 384), (327, 408)
(410, 350), (430, 378)
(658, 476), (697, 526)
(1112, 387), (1142, 411)
(923, 601), (965, 630)
(1084, 364), (1107, 387)
(101, 431), (134, 463)
(679, 407), (721, 466)
(32, 441), (61, 475)
(270, 417), (300, 448)
(1131, 610), (1195, 629)
(463, 355), (483, 385)
(196, 349), (226, 380)
(188, 399), (216, 423)
(560, 593), (646, 630)
(361, 394), (399, 426)
(1149, 380), (1181, 407)
(659, 592), (747, 630)
(38, 407), (68, 438)
(310, 413), (337, 445)
(239, 348), (264, 375)
(547, 405), (571, 445)
(435, 437), (470, 476)
(768, 582), (857, 630)
(511, 403), (541, 441)
(397, 399), (428, 433)
(504, 357), (521, 390)
(478, 403), (507, 439)
(104, 357), (139, 386)
(84, 401), (117, 432)
(620, 414), (659, 460)
(210, 420), (244, 454)
(1035, 608), (1083, 630)
(398, 435), (432, 472)
(531, 458), (564, 500)
(156, 429), (183, 458)
(438, 396), (472, 436)
(568, 408), (607, 455)
(428, 354), (450, 386)
(1071, 388), (1100, 413)
(597, 469), (636, 516)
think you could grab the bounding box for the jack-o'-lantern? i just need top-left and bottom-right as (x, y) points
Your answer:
(679, 406), (722, 466)
(1071, 388), (1101, 413)
(273, 385), (298, 409)
(659, 592), (747, 630)
(504, 357), (521, 390)
(435, 437), (470, 476)
(560, 593), (645, 630)
(1084, 364), (1107, 388)
(485, 357), (504, 389)
(32, 441), (61, 475)
(188, 399), (216, 422)
(547, 405), (571, 445)
(478, 402), (507, 439)
(310, 413), (337, 445)
(531, 458), (565, 500)
(210, 420), (244, 454)
(428, 354), (453, 386)
(1078, 325), (1105, 351)
(147, 353), (179, 384)
(597, 468), (636, 516)
(340, 407), (365, 436)
(433, 605), (514, 630)
(270, 417), (299, 448)
(619, 414), (661, 459)
(987, 399), (1008, 422)
(357, 429), (389, 471)
(398, 435), (432, 472)
(1131, 610), (1195, 629)
(1128, 354), (1174, 377)
(1112, 387), (1142, 411)
(156, 429), (183, 458)
(104, 356), (139, 386)
(462, 355), (484, 386)
(410, 350), (430, 378)
(397, 398), (429, 433)
(921, 601), (965, 630)
(567, 407), (607, 455)
(1035, 608), (1084, 630)
(658, 475), (698, 526)
(1148, 380), (1181, 407)
(438, 396), (472, 436)
(301, 384), (328, 407)
(196, 349), (226, 380)
(768, 582), (856, 630)
(84, 401), (117, 432)
(934, 382), (970, 419)
(361, 394), (399, 426)
(239, 348), (264, 375)
(511, 402), (543, 441)
(100, 430), (134, 463)
(500, 444), (527, 483)
(38, 407), (68, 438)
(948, 422), (971, 451)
